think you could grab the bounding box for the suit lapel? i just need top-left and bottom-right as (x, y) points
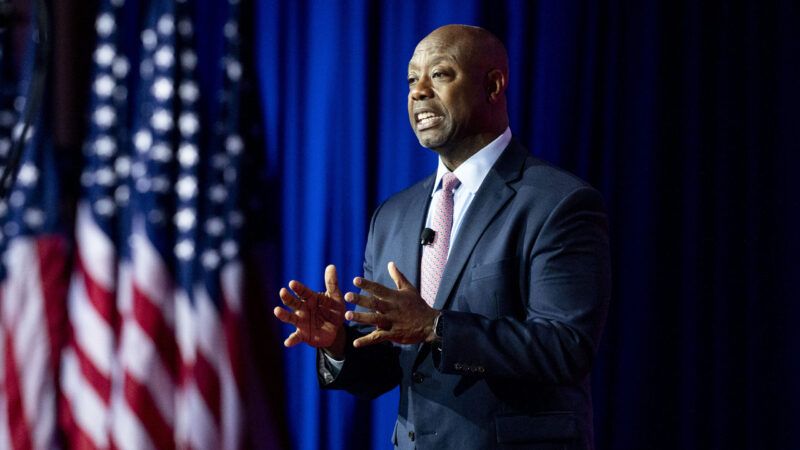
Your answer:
(431, 140), (527, 311)
(394, 175), (434, 288)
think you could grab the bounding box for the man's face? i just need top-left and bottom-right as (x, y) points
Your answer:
(407, 35), (485, 151)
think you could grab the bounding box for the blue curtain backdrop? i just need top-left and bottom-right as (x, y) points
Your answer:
(255, 1), (800, 449)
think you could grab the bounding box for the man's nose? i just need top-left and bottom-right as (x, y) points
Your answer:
(410, 76), (433, 101)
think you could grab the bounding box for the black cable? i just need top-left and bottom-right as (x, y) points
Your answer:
(0, 0), (50, 201)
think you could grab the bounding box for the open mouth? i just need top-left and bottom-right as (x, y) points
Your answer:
(415, 111), (444, 131)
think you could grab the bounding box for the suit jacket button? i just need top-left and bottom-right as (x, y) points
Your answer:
(408, 431), (415, 441)
(412, 372), (424, 383)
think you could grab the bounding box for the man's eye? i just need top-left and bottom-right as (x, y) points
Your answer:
(407, 77), (417, 85)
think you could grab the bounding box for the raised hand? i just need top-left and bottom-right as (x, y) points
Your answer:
(274, 265), (346, 352)
(344, 261), (440, 347)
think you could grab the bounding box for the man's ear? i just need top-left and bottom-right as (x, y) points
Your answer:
(486, 69), (507, 103)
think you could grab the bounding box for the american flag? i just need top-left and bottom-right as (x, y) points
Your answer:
(58, 0), (248, 448)
(0, 8), (71, 450)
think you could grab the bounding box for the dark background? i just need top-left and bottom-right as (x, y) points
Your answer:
(27, 0), (800, 448)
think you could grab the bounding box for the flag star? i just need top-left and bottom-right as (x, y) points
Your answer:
(141, 29), (157, 50)
(94, 74), (115, 97)
(229, 211), (244, 227)
(115, 185), (130, 203)
(149, 209), (165, 223)
(179, 81), (199, 103)
(0, 110), (14, 126)
(96, 13), (116, 37)
(94, 106), (117, 127)
(24, 208), (45, 228)
(94, 136), (116, 157)
(135, 177), (151, 193)
(113, 85), (128, 102)
(224, 167), (237, 183)
(113, 56), (130, 78)
(81, 171), (95, 187)
(201, 250), (220, 269)
(0, 138), (9, 156)
(154, 46), (174, 68)
(205, 217), (224, 236)
(17, 163), (39, 186)
(115, 156), (131, 177)
(221, 240), (238, 259)
(151, 143), (173, 162)
(209, 185), (228, 202)
(179, 113), (199, 136)
(181, 50), (197, 71)
(95, 167), (116, 186)
(151, 176), (171, 192)
(157, 14), (175, 35)
(224, 21), (238, 39)
(152, 77), (173, 101)
(175, 208), (196, 231)
(134, 130), (153, 152)
(94, 44), (116, 66)
(94, 198), (116, 216)
(226, 59), (242, 81)
(151, 109), (174, 132)
(140, 59), (154, 78)
(212, 154), (229, 169)
(178, 143), (199, 167)
(175, 239), (195, 260)
(9, 191), (25, 207)
(5, 221), (19, 237)
(176, 176), (198, 199)
(225, 135), (243, 155)
(178, 19), (193, 37)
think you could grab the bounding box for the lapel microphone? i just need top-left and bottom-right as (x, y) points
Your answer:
(420, 228), (435, 246)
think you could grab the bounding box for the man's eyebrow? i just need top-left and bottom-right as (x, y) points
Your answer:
(408, 55), (457, 72)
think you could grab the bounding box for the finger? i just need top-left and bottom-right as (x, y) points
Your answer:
(279, 288), (303, 310)
(273, 306), (299, 326)
(388, 261), (412, 290)
(344, 291), (389, 312)
(353, 276), (395, 300)
(284, 330), (303, 347)
(324, 265), (341, 298)
(288, 280), (317, 301)
(353, 330), (389, 348)
(344, 310), (389, 328)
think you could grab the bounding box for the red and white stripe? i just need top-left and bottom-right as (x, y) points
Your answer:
(174, 262), (244, 450)
(110, 221), (177, 450)
(1, 235), (69, 450)
(60, 201), (117, 449)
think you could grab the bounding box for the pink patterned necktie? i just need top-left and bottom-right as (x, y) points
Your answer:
(421, 172), (461, 306)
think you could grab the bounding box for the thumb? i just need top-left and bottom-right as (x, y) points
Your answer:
(388, 261), (412, 290)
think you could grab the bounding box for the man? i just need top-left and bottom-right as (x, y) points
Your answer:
(273, 24), (610, 449)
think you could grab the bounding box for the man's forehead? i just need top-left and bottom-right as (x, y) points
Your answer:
(408, 39), (463, 68)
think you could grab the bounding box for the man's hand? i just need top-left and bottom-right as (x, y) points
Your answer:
(345, 261), (439, 348)
(273, 265), (346, 356)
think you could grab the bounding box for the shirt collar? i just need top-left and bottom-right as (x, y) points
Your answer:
(432, 127), (512, 196)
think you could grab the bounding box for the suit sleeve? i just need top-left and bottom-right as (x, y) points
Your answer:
(437, 186), (611, 384)
(317, 202), (403, 399)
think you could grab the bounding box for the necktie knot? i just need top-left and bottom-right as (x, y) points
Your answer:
(441, 172), (461, 194)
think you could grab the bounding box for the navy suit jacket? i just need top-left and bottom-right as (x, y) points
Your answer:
(319, 140), (611, 449)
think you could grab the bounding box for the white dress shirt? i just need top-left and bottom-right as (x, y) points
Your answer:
(425, 127), (511, 256)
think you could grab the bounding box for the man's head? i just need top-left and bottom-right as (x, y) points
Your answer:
(407, 25), (509, 168)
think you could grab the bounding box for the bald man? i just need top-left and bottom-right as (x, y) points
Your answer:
(274, 25), (610, 449)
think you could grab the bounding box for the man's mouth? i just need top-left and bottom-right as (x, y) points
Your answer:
(415, 111), (444, 131)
